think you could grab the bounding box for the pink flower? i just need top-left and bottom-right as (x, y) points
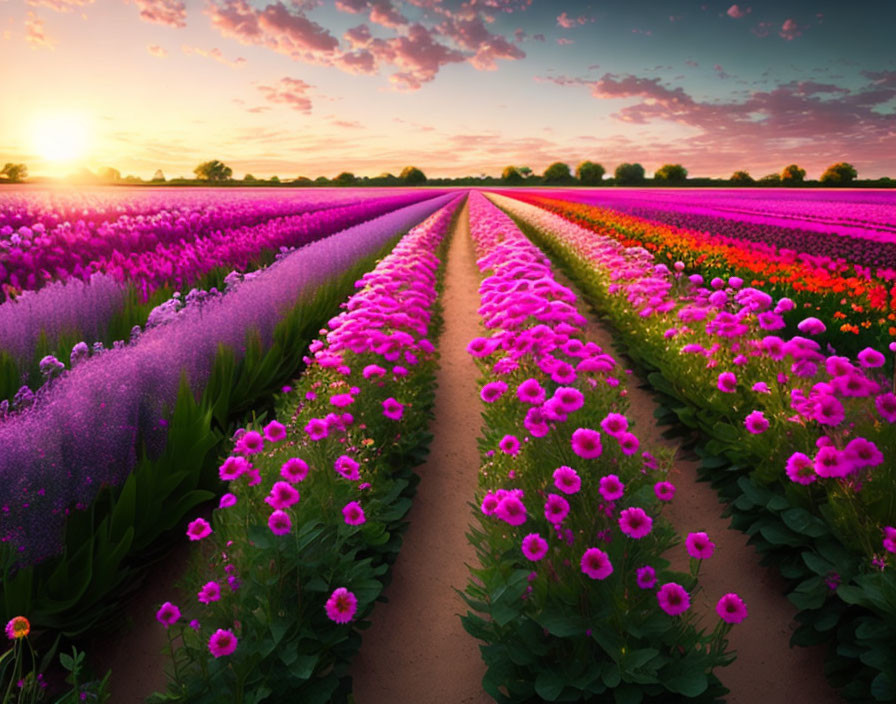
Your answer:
(544, 494), (570, 525)
(330, 393), (354, 408)
(325, 587), (357, 623)
(797, 317), (826, 335)
(875, 392), (896, 423)
(857, 347), (885, 368)
(717, 372), (737, 393)
(480, 381), (508, 403)
(657, 583), (690, 616)
(571, 428), (602, 459)
(236, 430), (264, 455)
(268, 509), (292, 535)
(499, 434), (520, 456)
(685, 531), (714, 559)
(580, 547), (613, 580)
(495, 494), (527, 526)
(600, 412), (628, 437)
(334, 455), (361, 480)
(716, 593), (748, 624)
(636, 565), (656, 589)
(883, 526), (896, 554)
(813, 395), (845, 426)
(480, 492), (499, 515)
(552, 465), (581, 495)
(198, 581), (221, 605)
(208, 629), (238, 658)
(598, 474), (625, 501)
(218, 493), (237, 509)
(363, 364), (386, 379)
(618, 432), (640, 455)
(654, 481), (675, 501)
(844, 437), (884, 469)
(744, 410), (769, 434)
(305, 418), (329, 440)
(521, 533), (549, 561)
(265, 481), (300, 510)
(785, 452), (817, 485)
(218, 456), (248, 481)
(619, 507), (653, 539)
(752, 382), (770, 394)
(552, 387), (584, 413)
(382, 397), (404, 420)
(814, 446), (851, 478)
(156, 602), (180, 627)
(342, 501), (366, 525)
(517, 378), (546, 405)
(263, 420), (287, 443)
(186, 517), (212, 541)
(281, 457), (309, 483)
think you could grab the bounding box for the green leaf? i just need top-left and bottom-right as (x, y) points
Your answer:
(534, 670), (566, 701)
(535, 608), (585, 638)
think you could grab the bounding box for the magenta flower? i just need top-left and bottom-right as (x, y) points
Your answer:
(334, 455), (361, 481)
(218, 493), (237, 509)
(571, 428), (602, 459)
(814, 446), (852, 478)
(797, 317), (826, 335)
(480, 492), (499, 515)
(785, 452), (817, 485)
(875, 392), (896, 423)
(813, 395), (845, 426)
(381, 397), (404, 420)
(716, 593), (748, 624)
(883, 526), (896, 554)
(844, 437), (884, 469)
(552, 465), (581, 495)
(581, 547), (613, 580)
(263, 420), (287, 443)
(304, 418), (329, 441)
(521, 533), (549, 561)
(268, 509), (292, 535)
(495, 494), (527, 526)
(857, 347), (885, 368)
(552, 387), (584, 414)
(752, 381), (770, 394)
(636, 565), (656, 589)
(517, 378), (546, 405)
(744, 410), (769, 434)
(342, 501), (366, 526)
(619, 507), (653, 539)
(281, 457), (309, 483)
(265, 481), (300, 510)
(654, 481), (676, 501)
(499, 434), (520, 456)
(208, 629), (238, 658)
(236, 431), (264, 455)
(544, 494), (570, 525)
(600, 412), (628, 437)
(685, 531), (715, 559)
(480, 381), (508, 403)
(197, 581), (222, 605)
(657, 583), (690, 616)
(325, 587), (358, 624)
(186, 517), (212, 541)
(598, 474), (625, 502)
(330, 393), (354, 408)
(717, 372), (737, 393)
(618, 432), (640, 456)
(155, 602), (180, 627)
(363, 364), (386, 379)
(218, 456), (248, 482)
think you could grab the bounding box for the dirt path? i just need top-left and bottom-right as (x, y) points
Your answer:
(561, 274), (843, 704)
(350, 201), (491, 704)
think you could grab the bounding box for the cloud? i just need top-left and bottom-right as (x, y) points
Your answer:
(726, 4), (749, 19)
(334, 0), (407, 28)
(685, 60), (698, 67)
(436, 13), (524, 71)
(332, 119), (363, 129)
(147, 43), (167, 57)
(751, 20), (773, 37)
(779, 18), (801, 40)
(26, 0), (93, 13)
(25, 12), (55, 49)
(714, 64), (730, 79)
(258, 76), (314, 112)
(532, 32), (545, 41)
(182, 45), (246, 67)
(130, 0), (186, 27)
(557, 12), (589, 29)
(556, 37), (574, 46)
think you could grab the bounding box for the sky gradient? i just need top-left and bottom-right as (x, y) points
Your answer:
(2, 0), (894, 179)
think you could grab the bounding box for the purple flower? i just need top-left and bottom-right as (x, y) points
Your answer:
(480, 381), (508, 403)
(716, 593), (748, 624)
(342, 501), (366, 525)
(744, 410), (769, 434)
(499, 434), (520, 456)
(155, 602), (180, 627)
(552, 465), (581, 495)
(544, 494), (570, 525)
(263, 420), (287, 443)
(280, 457), (309, 483)
(598, 474), (625, 501)
(268, 509), (292, 535)
(797, 317), (826, 335)
(657, 583), (690, 616)
(619, 507), (653, 539)
(495, 494), (527, 526)
(857, 347), (885, 368)
(382, 397), (404, 420)
(600, 412), (628, 437)
(186, 517), (212, 541)
(636, 565), (657, 589)
(685, 531), (714, 559)
(581, 547), (613, 580)
(654, 481), (676, 501)
(571, 428), (602, 459)
(785, 452), (816, 485)
(521, 533), (549, 561)
(717, 371), (737, 393)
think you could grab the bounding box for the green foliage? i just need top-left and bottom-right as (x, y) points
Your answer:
(654, 164), (688, 184)
(501, 166), (524, 184)
(333, 172), (356, 186)
(758, 172), (782, 185)
(1, 163), (27, 183)
(614, 163), (646, 185)
(193, 160), (232, 182)
(780, 164), (806, 184)
(542, 162), (573, 184)
(576, 160), (606, 185)
(820, 162), (858, 185)
(729, 171), (754, 185)
(399, 165), (427, 184)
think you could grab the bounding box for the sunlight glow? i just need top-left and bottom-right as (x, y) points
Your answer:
(30, 114), (91, 164)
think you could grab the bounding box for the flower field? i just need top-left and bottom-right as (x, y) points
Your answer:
(2, 186), (894, 703)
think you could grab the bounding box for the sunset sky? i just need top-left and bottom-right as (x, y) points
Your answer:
(1, 0), (894, 179)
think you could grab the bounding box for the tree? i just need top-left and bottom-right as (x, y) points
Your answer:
(399, 166), (427, 185)
(269, 175), (280, 184)
(194, 160), (233, 182)
(97, 167), (121, 182)
(1, 163), (27, 182)
(501, 166), (524, 184)
(576, 161), (605, 185)
(820, 162), (857, 186)
(151, 169), (166, 182)
(543, 162), (572, 184)
(518, 166), (533, 179)
(730, 170), (754, 185)
(314, 176), (330, 185)
(781, 164), (806, 185)
(243, 173), (257, 182)
(654, 163), (688, 184)
(614, 162), (646, 186)
(758, 173), (782, 185)
(333, 172), (356, 186)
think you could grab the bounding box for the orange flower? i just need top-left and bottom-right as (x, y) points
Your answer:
(5, 616), (30, 640)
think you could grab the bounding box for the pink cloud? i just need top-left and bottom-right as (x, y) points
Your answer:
(26, 0), (93, 13)
(258, 76), (314, 112)
(335, 0), (406, 28)
(378, 23), (467, 89)
(726, 4), (749, 19)
(685, 59), (699, 67)
(332, 119), (363, 129)
(714, 64), (730, 79)
(779, 18), (801, 40)
(532, 32), (545, 41)
(751, 20), (773, 37)
(130, 0), (186, 27)
(182, 45), (246, 67)
(557, 11), (589, 28)
(436, 14), (524, 71)
(147, 43), (167, 57)
(556, 37), (574, 46)
(25, 12), (55, 49)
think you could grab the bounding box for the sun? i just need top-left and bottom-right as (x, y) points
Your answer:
(30, 114), (91, 164)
